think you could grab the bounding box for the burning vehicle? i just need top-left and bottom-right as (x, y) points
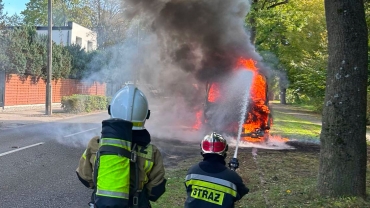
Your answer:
(202, 58), (272, 143)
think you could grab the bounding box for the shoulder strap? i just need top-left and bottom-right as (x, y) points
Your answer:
(131, 143), (140, 208)
(98, 145), (131, 158)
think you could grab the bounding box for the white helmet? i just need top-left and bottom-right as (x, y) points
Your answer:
(109, 84), (150, 130)
(201, 132), (228, 156)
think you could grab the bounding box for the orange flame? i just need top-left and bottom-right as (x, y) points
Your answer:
(192, 110), (202, 130)
(208, 83), (221, 103)
(236, 58), (271, 143)
(235, 58), (258, 72)
(192, 57), (276, 144)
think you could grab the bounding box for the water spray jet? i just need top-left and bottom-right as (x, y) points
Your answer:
(228, 70), (252, 171)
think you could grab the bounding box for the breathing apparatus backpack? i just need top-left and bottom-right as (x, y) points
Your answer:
(93, 118), (136, 208)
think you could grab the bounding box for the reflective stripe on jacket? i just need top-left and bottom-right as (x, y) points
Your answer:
(76, 135), (166, 206)
(184, 157), (249, 208)
(185, 173), (237, 207)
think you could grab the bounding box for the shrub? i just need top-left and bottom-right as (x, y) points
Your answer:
(61, 94), (108, 113)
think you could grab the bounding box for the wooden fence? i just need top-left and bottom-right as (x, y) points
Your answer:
(4, 74), (106, 106)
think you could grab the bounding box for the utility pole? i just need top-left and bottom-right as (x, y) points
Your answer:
(46, 0), (52, 115)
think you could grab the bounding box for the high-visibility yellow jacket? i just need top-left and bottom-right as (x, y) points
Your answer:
(76, 129), (166, 207)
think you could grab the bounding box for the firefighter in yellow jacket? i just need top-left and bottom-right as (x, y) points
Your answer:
(76, 84), (167, 208)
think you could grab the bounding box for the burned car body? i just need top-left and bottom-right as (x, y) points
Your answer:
(202, 59), (272, 143)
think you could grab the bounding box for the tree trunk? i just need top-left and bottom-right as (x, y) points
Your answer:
(279, 87), (286, 104)
(249, 0), (258, 45)
(318, 0), (368, 197)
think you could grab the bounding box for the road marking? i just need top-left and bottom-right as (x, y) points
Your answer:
(63, 127), (99, 138)
(0, 142), (44, 157)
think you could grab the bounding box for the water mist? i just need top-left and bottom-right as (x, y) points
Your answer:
(225, 69), (254, 158)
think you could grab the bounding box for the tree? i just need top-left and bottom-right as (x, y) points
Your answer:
(65, 44), (88, 79)
(4, 27), (29, 75)
(318, 1), (368, 197)
(53, 0), (93, 28)
(5, 14), (24, 26)
(247, 0), (328, 108)
(0, 0), (5, 25)
(51, 42), (72, 79)
(248, 0), (289, 45)
(86, 0), (127, 49)
(21, 0), (92, 27)
(0, 26), (71, 79)
(0, 0), (8, 71)
(21, 0), (48, 25)
(21, 0), (127, 48)
(366, 2), (370, 87)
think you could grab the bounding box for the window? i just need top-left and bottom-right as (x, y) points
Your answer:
(87, 41), (93, 51)
(76, 37), (82, 46)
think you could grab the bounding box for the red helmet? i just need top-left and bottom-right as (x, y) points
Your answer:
(201, 132), (228, 156)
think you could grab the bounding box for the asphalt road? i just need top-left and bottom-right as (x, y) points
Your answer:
(0, 112), (109, 208)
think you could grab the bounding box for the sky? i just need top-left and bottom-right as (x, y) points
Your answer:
(2, 0), (29, 15)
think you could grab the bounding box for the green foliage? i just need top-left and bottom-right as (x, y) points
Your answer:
(65, 44), (88, 79)
(0, 36), (9, 71)
(248, 0), (327, 105)
(0, 26), (72, 79)
(21, 0), (92, 28)
(21, 0), (127, 48)
(65, 44), (110, 80)
(0, 0), (5, 26)
(61, 94), (85, 113)
(5, 14), (24, 26)
(53, 0), (93, 28)
(26, 35), (46, 77)
(61, 94), (108, 113)
(21, 0), (48, 26)
(51, 42), (72, 79)
(85, 0), (127, 48)
(0, 0), (7, 71)
(4, 27), (29, 75)
(0, 25), (99, 80)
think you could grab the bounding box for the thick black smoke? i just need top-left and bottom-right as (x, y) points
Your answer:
(122, 0), (261, 82)
(111, 0), (269, 140)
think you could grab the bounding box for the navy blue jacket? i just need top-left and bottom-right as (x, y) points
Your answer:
(184, 154), (249, 208)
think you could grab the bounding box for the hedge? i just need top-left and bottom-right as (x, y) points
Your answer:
(61, 94), (109, 113)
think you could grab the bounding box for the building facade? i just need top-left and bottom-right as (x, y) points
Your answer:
(36, 21), (97, 51)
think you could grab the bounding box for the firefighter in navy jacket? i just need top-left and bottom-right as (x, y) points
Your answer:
(184, 132), (249, 208)
(76, 85), (166, 208)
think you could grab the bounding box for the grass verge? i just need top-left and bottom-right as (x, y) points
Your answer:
(270, 111), (322, 141)
(150, 105), (370, 208)
(152, 147), (370, 208)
